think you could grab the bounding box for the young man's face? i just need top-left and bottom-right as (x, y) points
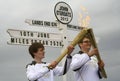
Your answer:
(34, 48), (45, 59)
(80, 38), (91, 50)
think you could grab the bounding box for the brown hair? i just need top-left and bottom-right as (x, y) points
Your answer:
(29, 42), (44, 58)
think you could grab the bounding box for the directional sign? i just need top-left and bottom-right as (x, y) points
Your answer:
(25, 19), (57, 28)
(7, 29), (76, 47)
(25, 19), (84, 31)
(7, 29), (62, 40)
(7, 37), (63, 47)
(7, 29), (65, 47)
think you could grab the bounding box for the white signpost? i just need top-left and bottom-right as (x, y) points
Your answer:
(7, 1), (82, 81)
(54, 2), (72, 81)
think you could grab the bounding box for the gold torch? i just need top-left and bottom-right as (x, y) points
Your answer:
(48, 28), (89, 68)
(87, 28), (107, 78)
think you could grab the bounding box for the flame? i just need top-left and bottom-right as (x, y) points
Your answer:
(79, 6), (91, 28)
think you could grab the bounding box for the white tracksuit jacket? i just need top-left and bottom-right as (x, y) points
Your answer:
(26, 57), (72, 81)
(70, 53), (100, 81)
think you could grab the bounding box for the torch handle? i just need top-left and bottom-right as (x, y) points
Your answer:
(87, 28), (107, 78)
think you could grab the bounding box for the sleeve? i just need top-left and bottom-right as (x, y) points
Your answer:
(26, 65), (50, 81)
(53, 56), (72, 76)
(70, 53), (90, 71)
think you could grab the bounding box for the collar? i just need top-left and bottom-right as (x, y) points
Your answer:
(79, 51), (84, 54)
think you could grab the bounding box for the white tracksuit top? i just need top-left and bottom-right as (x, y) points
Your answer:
(26, 58), (72, 81)
(70, 53), (100, 81)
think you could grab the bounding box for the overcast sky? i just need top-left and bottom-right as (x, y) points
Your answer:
(0, 0), (120, 81)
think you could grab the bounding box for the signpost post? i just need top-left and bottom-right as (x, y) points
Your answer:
(54, 2), (73, 81)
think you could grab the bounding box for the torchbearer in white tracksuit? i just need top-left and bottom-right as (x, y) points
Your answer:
(26, 42), (73, 81)
(70, 35), (105, 81)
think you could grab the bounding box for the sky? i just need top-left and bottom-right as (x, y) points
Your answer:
(0, 0), (120, 81)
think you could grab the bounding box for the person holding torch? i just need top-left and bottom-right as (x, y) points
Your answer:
(26, 42), (74, 81)
(70, 35), (104, 81)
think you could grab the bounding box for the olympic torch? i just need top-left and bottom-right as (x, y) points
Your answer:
(48, 28), (89, 68)
(87, 28), (107, 78)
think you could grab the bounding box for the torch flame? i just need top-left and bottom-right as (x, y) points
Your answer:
(79, 6), (91, 28)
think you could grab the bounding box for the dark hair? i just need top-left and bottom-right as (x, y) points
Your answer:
(29, 42), (44, 58)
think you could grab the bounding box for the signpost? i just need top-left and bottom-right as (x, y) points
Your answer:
(54, 2), (73, 81)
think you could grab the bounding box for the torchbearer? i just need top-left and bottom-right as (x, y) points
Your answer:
(26, 42), (74, 81)
(47, 27), (107, 81)
(70, 34), (105, 81)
